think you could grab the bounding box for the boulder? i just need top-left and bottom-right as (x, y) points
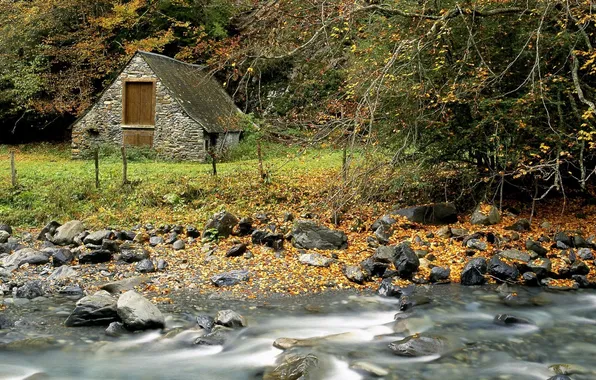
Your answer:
(52, 220), (85, 245)
(299, 253), (333, 267)
(1, 248), (50, 269)
(0, 231), (9, 244)
(105, 321), (128, 337)
(528, 258), (552, 279)
(554, 232), (572, 247)
(393, 203), (457, 225)
(116, 290), (165, 330)
(48, 265), (77, 281)
(101, 239), (120, 253)
(15, 280), (44, 299)
(193, 325), (234, 346)
(119, 248), (150, 263)
(466, 239), (487, 251)
(373, 246), (397, 263)
(237, 218), (254, 236)
(429, 267), (450, 283)
(79, 249), (112, 264)
(136, 259), (155, 273)
(101, 276), (149, 294)
(526, 239), (547, 256)
(203, 210), (239, 239)
(0, 223), (12, 235)
(360, 257), (389, 278)
(226, 243), (247, 257)
(292, 221), (348, 250)
(388, 335), (447, 357)
(210, 270), (250, 287)
(460, 257), (487, 285)
(499, 249), (531, 263)
(578, 248), (594, 260)
(488, 255), (520, 282)
(377, 278), (401, 297)
(374, 225), (392, 245)
(570, 260), (590, 276)
(263, 353), (320, 380)
(64, 290), (119, 327)
(470, 205), (500, 225)
(149, 236), (164, 246)
(44, 247), (74, 267)
(196, 315), (215, 332)
(251, 230), (284, 248)
(83, 230), (114, 245)
(370, 214), (397, 231)
(343, 265), (366, 284)
(37, 220), (61, 241)
(392, 243), (420, 278)
(172, 240), (185, 250)
(505, 219), (531, 232)
(214, 310), (247, 328)
(522, 271), (539, 286)
(573, 235), (591, 248)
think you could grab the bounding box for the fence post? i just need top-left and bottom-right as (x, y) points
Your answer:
(10, 151), (17, 187)
(121, 146), (129, 185)
(94, 148), (100, 189)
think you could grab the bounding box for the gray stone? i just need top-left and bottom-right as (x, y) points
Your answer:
(157, 259), (168, 271)
(120, 248), (150, 263)
(292, 220), (348, 250)
(499, 249), (531, 263)
(429, 267), (450, 283)
(83, 230), (114, 245)
(15, 280), (44, 299)
(136, 259), (155, 273)
(37, 221), (60, 241)
(203, 210), (239, 239)
(374, 225), (391, 245)
(299, 253), (333, 267)
(101, 276), (149, 294)
(570, 260), (590, 276)
(506, 219), (531, 232)
(388, 335), (447, 357)
(226, 243), (247, 257)
(79, 250), (112, 264)
(52, 220), (85, 245)
(526, 239), (547, 256)
(149, 236), (164, 246)
(528, 258), (552, 279)
(554, 232), (572, 247)
(470, 206), (500, 225)
(0, 231), (9, 244)
(64, 290), (119, 326)
(210, 270), (250, 286)
(488, 255), (520, 282)
(48, 265), (78, 281)
(0, 223), (12, 235)
(370, 214), (397, 231)
(2, 248), (50, 269)
(116, 290), (165, 330)
(172, 239), (185, 250)
(350, 361), (389, 377)
(578, 248), (594, 260)
(461, 257), (487, 285)
(214, 309), (246, 328)
(264, 353), (320, 380)
(466, 239), (487, 251)
(196, 315), (215, 331)
(105, 321), (128, 337)
(493, 314), (532, 326)
(393, 203), (458, 225)
(344, 265), (366, 284)
(392, 243), (420, 278)
(44, 247), (74, 267)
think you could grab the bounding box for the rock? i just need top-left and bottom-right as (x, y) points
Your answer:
(554, 232), (572, 247)
(165, 232), (178, 245)
(263, 353), (319, 380)
(547, 376), (572, 380)
(499, 249), (531, 263)
(522, 271), (539, 286)
(237, 218), (254, 236)
(374, 225), (391, 245)
(149, 236), (164, 246)
(0, 223), (12, 235)
(16, 280), (44, 299)
(64, 290), (119, 327)
(466, 239), (487, 251)
(377, 278), (401, 297)
(101, 239), (119, 252)
(570, 260), (590, 276)
(226, 243), (247, 257)
(203, 210), (239, 239)
(48, 265), (77, 281)
(436, 226), (451, 238)
(506, 219), (531, 232)
(370, 215), (397, 231)
(172, 240), (185, 250)
(196, 315), (215, 332)
(361, 257), (389, 278)
(573, 235), (590, 248)
(493, 314), (533, 326)
(193, 325), (233, 346)
(541, 278), (579, 291)
(79, 250), (112, 264)
(210, 270), (250, 287)
(393, 203), (458, 225)
(450, 228), (468, 238)
(299, 253), (333, 267)
(343, 265), (366, 284)
(1, 248), (50, 269)
(526, 239), (547, 256)
(291, 220), (347, 250)
(372, 246), (396, 263)
(83, 230), (114, 245)
(528, 258), (552, 279)
(184, 225), (199, 238)
(388, 335), (447, 357)
(44, 247), (74, 267)
(52, 220), (85, 245)
(392, 242), (420, 278)
(37, 220), (61, 241)
(59, 285), (84, 297)
(572, 274), (591, 288)
(116, 290), (165, 330)
(470, 205), (500, 225)
(136, 259), (155, 273)
(251, 229), (284, 248)
(120, 248), (149, 263)
(578, 248), (593, 260)
(429, 267), (450, 283)
(101, 276), (149, 294)
(105, 321), (128, 337)
(117, 230), (136, 241)
(0, 231), (9, 244)
(157, 259), (168, 271)
(399, 294), (431, 311)
(488, 255), (520, 282)
(214, 309), (246, 328)
(461, 257), (487, 285)
(350, 361), (389, 377)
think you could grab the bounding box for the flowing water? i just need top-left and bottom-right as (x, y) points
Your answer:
(1, 285), (595, 379)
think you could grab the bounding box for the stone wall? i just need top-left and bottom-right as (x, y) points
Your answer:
(71, 54), (206, 161)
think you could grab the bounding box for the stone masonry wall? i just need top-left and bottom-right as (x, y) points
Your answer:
(71, 55), (206, 161)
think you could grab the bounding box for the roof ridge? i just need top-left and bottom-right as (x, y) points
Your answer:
(136, 51), (208, 70)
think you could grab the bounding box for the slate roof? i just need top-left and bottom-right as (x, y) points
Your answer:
(138, 51), (242, 133)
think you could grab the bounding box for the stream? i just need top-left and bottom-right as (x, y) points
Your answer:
(1, 285), (595, 379)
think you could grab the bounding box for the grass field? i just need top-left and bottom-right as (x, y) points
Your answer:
(0, 142), (353, 229)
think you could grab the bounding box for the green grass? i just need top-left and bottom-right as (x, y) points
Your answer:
(0, 143), (345, 229)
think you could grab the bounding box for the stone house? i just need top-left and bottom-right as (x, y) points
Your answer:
(71, 51), (243, 161)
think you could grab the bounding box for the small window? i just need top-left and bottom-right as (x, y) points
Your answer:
(123, 81), (155, 125)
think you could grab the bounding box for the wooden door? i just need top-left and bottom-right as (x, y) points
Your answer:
(124, 82), (155, 125)
(123, 129), (154, 147)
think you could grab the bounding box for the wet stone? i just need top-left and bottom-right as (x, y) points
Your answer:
(211, 270), (250, 287)
(136, 259), (155, 273)
(388, 335), (447, 357)
(461, 257), (487, 286)
(494, 313), (533, 326)
(196, 315), (215, 332)
(79, 250), (112, 264)
(214, 309), (246, 328)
